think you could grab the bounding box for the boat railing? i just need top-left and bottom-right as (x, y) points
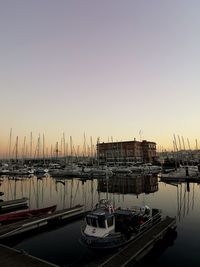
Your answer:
(128, 206), (142, 212)
(135, 210), (162, 233)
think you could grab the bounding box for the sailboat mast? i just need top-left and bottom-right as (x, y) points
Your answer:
(70, 136), (73, 163)
(178, 135), (182, 151)
(63, 132), (66, 161)
(90, 136), (93, 162)
(173, 134), (178, 152)
(37, 134), (40, 159)
(15, 136), (18, 163)
(55, 141), (59, 160)
(97, 137), (100, 166)
(83, 133), (86, 159)
(43, 134), (45, 164)
(30, 132), (32, 159)
(195, 139), (198, 150)
(182, 136), (186, 151)
(187, 138), (191, 150)
(22, 136), (26, 165)
(8, 128), (12, 162)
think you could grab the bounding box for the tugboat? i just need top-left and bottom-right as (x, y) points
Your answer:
(80, 199), (161, 250)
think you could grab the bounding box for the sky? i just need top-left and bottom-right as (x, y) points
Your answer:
(1, 0), (200, 157)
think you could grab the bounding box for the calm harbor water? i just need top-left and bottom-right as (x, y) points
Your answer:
(0, 174), (200, 266)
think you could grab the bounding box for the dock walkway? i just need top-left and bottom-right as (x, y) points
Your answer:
(0, 205), (84, 239)
(0, 244), (59, 267)
(0, 197), (28, 211)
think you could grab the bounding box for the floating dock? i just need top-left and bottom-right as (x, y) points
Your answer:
(0, 197), (29, 212)
(0, 205), (86, 267)
(0, 208), (176, 267)
(0, 205), (84, 239)
(160, 176), (200, 183)
(85, 216), (176, 267)
(0, 244), (59, 267)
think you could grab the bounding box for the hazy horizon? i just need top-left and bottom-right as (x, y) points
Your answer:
(1, 1), (200, 157)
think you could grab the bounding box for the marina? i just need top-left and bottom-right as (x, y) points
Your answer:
(0, 171), (199, 266)
(0, 215), (176, 267)
(1, 1), (200, 266)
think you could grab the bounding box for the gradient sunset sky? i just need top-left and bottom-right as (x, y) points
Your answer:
(1, 1), (200, 157)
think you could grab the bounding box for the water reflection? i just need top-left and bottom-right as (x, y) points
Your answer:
(0, 174), (200, 266)
(176, 182), (196, 222)
(0, 175), (90, 211)
(0, 174), (198, 221)
(97, 174), (158, 195)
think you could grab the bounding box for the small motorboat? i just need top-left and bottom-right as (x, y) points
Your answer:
(0, 204), (57, 224)
(80, 199), (161, 250)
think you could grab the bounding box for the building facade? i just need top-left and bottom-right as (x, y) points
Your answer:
(97, 139), (157, 165)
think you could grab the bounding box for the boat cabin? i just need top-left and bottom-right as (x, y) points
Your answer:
(84, 209), (115, 238)
(114, 205), (152, 233)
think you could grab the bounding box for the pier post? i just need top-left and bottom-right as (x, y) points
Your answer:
(185, 166), (189, 177)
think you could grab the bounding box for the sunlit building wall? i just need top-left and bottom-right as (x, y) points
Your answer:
(97, 139), (157, 165)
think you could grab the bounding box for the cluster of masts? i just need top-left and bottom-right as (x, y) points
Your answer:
(4, 129), (99, 161)
(156, 134), (200, 155)
(172, 134), (199, 152)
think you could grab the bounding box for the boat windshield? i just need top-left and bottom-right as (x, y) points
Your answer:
(86, 214), (108, 228)
(86, 216), (98, 227)
(107, 216), (114, 227)
(98, 217), (106, 228)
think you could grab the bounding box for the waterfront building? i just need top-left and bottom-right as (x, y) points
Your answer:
(97, 139), (157, 165)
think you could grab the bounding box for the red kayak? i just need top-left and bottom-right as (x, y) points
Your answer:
(0, 205), (57, 224)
